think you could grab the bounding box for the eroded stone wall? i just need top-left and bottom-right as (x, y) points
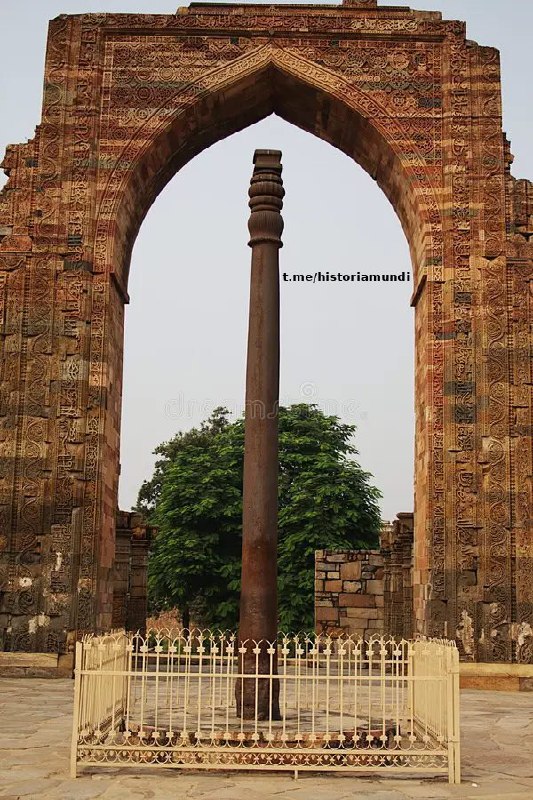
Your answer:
(382, 513), (414, 641)
(112, 511), (155, 635)
(0, 2), (531, 660)
(315, 550), (384, 638)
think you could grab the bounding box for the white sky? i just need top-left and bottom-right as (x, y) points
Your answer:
(1, 1), (532, 520)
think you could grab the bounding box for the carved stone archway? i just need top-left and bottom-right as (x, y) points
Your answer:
(0, 1), (532, 662)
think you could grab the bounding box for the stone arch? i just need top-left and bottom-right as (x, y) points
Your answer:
(0, 4), (531, 664)
(96, 44), (440, 293)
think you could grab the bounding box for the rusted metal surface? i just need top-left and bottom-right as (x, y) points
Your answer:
(237, 151), (284, 720)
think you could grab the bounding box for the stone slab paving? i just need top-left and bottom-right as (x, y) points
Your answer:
(0, 679), (532, 799)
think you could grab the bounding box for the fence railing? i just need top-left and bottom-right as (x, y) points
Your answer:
(71, 630), (460, 783)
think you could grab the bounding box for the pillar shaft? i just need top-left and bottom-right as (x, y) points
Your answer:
(237, 150), (284, 720)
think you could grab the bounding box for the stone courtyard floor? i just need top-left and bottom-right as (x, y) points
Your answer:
(1, 679), (532, 799)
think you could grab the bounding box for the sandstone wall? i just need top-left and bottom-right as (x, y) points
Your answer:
(315, 550), (384, 638)
(111, 511), (155, 635)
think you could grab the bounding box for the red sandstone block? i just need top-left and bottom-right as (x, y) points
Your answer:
(339, 594), (374, 608)
(346, 608), (380, 619)
(343, 580), (362, 592)
(316, 608), (338, 622)
(340, 561), (361, 580)
(325, 580), (342, 592)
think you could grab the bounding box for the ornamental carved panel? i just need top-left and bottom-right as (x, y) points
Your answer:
(0, 2), (531, 661)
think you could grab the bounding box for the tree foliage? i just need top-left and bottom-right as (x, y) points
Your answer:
(136, 406), (230, 519)
(144, 404), (382, 632)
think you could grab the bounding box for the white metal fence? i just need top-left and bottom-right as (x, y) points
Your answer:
(71, 630), (460, 783)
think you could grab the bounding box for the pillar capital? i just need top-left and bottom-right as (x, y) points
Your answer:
(248, 149), (284, 248)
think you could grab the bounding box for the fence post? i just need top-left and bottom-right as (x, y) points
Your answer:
(70, 641), (82, 778)
(449, 646), (461, 784)
(407, 642), (415, 724)
(445, 646), (461, 784)
(125, 634), (133, 728)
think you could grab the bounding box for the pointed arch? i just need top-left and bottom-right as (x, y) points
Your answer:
(94, 43), (440, 292)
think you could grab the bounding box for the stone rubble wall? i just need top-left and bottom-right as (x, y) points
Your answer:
(315, 514), (414, 640)
(315, 549), (384, 638)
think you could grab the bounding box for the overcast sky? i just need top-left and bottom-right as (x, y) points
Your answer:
(1, 1), (532, 520)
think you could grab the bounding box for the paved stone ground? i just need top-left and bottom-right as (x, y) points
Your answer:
(1, 679), (532, 799)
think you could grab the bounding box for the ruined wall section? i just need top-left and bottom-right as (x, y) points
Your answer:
(0, 138), (47, 650)
(382, 513), (414, 640)
(506, 172), (533, 664)
(0, 4), (530, 662)
(315, 550), (384, 638)
(112, 510), (155, 635)
(0, 17), (109, 650)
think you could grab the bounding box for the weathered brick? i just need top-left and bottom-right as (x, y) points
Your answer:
(340, 561), (361, 581)
(316, 608), (338, 622)
(343, 580), (362, 593)
(339, 594), (375, 608)
(345, 607), (380, 619)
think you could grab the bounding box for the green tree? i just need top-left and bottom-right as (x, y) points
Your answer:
(146, 404), (381, 632)
(277, 405), (381, 631)
(135, 406), (230, 520)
